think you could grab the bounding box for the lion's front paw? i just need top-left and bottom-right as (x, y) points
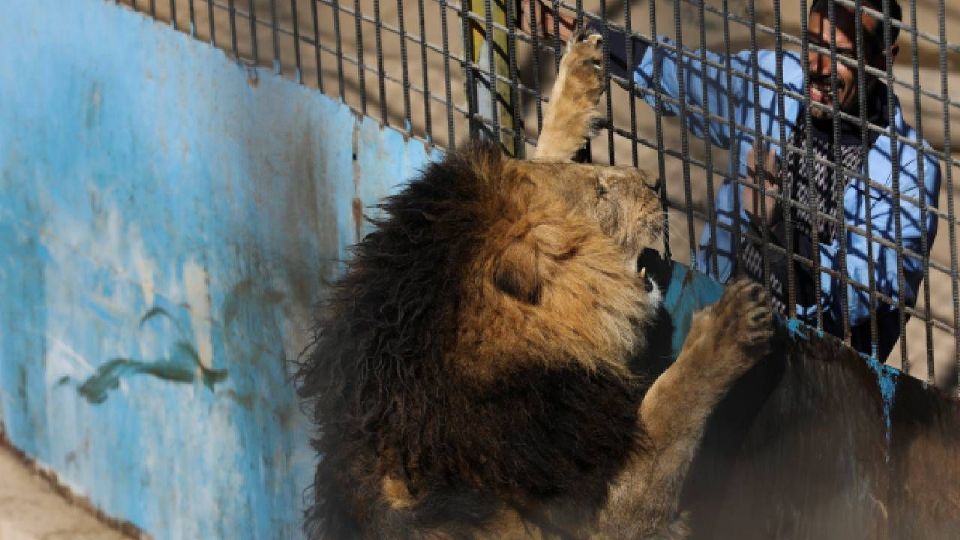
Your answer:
(712, 280), (774, 355)
(687, 280), (773, 376)
(558, 32), (605, 110)
(534, 32), (606, 160)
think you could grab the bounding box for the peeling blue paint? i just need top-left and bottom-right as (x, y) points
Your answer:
(783, 317), (829, 340)
(866, 356), (900, 449)
(782, 318), (900, 450)
(785, 318), (809, 340)
(783, 318), (899, 446)
(0, 0), (440, 537)
(61, 307), (229, 404)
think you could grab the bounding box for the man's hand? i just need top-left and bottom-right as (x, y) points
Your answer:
(518, 0), (577, 42)
(743, 146), (782, 226)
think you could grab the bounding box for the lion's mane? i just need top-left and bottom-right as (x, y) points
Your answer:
(298, 142), (648, 538)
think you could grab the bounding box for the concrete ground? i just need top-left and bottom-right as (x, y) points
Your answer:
(0, 444), (134, 540)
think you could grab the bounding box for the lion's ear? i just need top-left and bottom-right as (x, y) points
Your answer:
(493, 239), (544, 305)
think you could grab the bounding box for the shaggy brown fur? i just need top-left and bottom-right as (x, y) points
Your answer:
(298, 34), (773, 539)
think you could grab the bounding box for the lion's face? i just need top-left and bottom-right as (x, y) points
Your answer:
(535, 162), (664, 268)
(457, 156), (666, 378)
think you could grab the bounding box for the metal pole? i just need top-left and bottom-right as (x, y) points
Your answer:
(468, 0), (517, 154)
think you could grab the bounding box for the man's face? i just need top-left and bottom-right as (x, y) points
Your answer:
(806, 5), (889, 119)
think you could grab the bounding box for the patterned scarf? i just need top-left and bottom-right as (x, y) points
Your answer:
(738, 118), (867, 316)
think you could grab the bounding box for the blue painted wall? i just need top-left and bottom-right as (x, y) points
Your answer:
(0, 0), (438, 537)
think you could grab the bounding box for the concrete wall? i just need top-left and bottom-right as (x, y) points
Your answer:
(0, 0), (438, 537)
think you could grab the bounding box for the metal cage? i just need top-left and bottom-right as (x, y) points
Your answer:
(116, 0), (960, 394)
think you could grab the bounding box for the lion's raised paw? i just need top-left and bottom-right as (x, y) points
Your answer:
(712, 280), (774, 355)
(534, 31), (608, 160)
(683, 280), (773, 381)
(565, 31), (604, 62)
(557, 32), (605, 107)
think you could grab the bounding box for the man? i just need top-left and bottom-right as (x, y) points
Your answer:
(523, 0), (940, 360)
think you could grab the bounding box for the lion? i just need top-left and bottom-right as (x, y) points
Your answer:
(297, 34), (773, 539)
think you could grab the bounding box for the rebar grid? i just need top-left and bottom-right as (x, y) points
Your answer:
(116, 0), (960, 393)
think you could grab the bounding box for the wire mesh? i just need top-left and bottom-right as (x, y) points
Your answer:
(116, 0), (960, 395)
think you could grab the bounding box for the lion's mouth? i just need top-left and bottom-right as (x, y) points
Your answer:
(637, 247), (670, 301)
(639, 265), (664, 310)
(639, 267), (654, 293)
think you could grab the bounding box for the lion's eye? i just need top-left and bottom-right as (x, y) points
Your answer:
(595, 182), (609, 198)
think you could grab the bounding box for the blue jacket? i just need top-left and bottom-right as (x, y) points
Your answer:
(618, 35), (940, 358)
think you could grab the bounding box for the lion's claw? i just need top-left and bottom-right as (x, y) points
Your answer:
(685, 280), (773, 379)
(563, 32), (604, 73)
(713, 280), (774, 355)
(535, 31), (608, 160)
(557, 32), (605, 118)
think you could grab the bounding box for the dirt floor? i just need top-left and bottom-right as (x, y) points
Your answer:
(0, 443), (136, 540)
(117, 0), (960, 391)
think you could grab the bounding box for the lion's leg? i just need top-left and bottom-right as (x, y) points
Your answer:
(597, 281), (773, 538)
(534, 33), (605, 162)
